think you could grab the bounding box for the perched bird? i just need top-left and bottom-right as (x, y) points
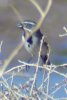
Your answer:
(17, 20), (50, 69)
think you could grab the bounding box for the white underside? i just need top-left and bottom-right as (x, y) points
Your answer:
(22, 35), (38, 56)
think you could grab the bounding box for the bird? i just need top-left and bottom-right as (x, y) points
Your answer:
(17, 20), (50, 70)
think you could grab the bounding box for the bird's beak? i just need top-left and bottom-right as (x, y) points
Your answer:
(17, 23), (23, 29)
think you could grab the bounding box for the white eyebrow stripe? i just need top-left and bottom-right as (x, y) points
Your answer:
(22, 21), (36, 26)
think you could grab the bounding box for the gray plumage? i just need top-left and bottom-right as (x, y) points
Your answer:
(17, 20), (50, 65)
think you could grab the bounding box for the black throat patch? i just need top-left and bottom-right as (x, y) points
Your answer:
(27, 36), (33, 45)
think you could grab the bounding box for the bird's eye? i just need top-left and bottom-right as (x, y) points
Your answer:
(27, 24), (32, 29)
(25, 23), (35, 30)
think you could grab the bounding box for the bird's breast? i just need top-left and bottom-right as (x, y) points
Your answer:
(22, 35), (38, 56)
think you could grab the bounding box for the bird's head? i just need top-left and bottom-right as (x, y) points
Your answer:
(17, 20), (36, 31)
(17, 20), (36, 40)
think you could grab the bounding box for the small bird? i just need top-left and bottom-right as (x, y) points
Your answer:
(17, 20), (50, 69)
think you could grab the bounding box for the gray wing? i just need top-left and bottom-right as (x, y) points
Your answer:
(35, 29), (43, 40)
